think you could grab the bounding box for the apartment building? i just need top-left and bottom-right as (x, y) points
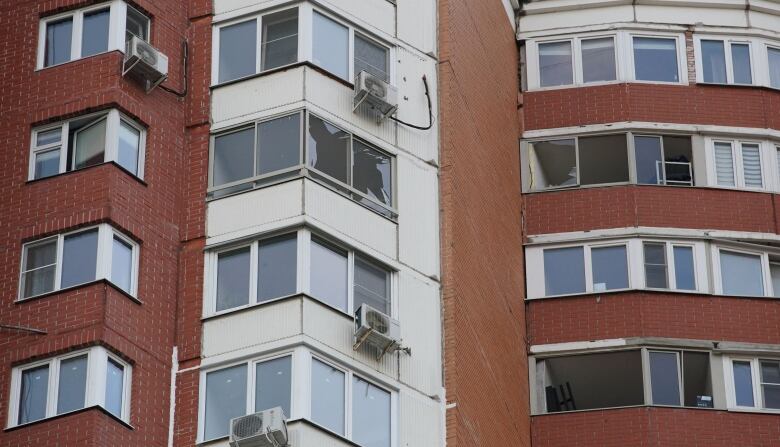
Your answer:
(518, 1), (780, 445)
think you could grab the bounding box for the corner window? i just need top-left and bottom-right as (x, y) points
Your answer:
(210, 111), (395, 217)
(313, 11), (349, 80)
(528, 135), (629, 190)
(30, 110), (146, 180)
(648, 350), (713, 407)
(19, 224), (139, 300)
(261, 9), (299, 71)
(633, 36), (680, 83)
(9, 347), (131, 427)
(81, 8), (111, 57)
(355, 34), (390, 82)
(125, 6), (150, 42)
(727, 357), (780, 410)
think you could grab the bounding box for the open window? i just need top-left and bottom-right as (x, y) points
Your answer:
(528, 135), (629, 190)
(634, 135), (693, 186)
(648, 350), (713, 408)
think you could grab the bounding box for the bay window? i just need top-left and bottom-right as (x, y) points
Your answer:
(19, 224), (139, 300)
(8, 347), (131, 427)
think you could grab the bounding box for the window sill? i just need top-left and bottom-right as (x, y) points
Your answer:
(15, 278), (142, 306)
(4, 405), (133, 432)
(26, 161), (147, 188)
(524, 79), (687, 93)
(202, 292), (353, 323)
(210, 60), (354, 91)
(725, 407), (780, 415)
(526, 288), (780, 301)
(532, 404), (724, 417)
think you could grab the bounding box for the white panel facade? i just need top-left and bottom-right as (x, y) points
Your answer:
(397, 155), (440, 278)
(397, 0), (437, 55)
(211, 68), (305, 127)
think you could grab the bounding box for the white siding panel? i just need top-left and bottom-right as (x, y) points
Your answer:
(318, 0), (395, 37)
(202, 299), (302, 358)
(397, 0), (437, 54)
(518, 6), (634, 33)
(396, 47), (439, 164)
(302, 299), (397, 377)
(214, 0), (281, 15)
(635, 5), (747, 27)
(749, 10), (780, 32)
(212, 68), (306, 126)
(303, 180), (397, 260)
(399, 390), (442, 447)
(289, 421), (355, 447)
(398, 271), (442, 396)
(397, 156), (439, 277)
(207, 180), (304, 239)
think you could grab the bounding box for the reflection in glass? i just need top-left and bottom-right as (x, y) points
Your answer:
(61, 229), (99, 288)
(310, 239), (348, 312)
(539, 41), (573, 87)
(591, 245), (629, 291)
(219, 20), (257, 83)
(543, 247), (585, 295)
(311, 359), (345, 435)
(45, 18), (73, 66)
(312, 12), (348, 79)
(57, 355), (88, 414)
(353, 376), (391, 447)
(204, 365), (247, 440)
(255, 356), (292, 416)
(650, 351), (681, 406)
(582, 37), (616, 83)
(81, 9), (110, 57)
(634, 37), (679, 82)
(261, 9), (298, 71)
(216, 247), (250, 311)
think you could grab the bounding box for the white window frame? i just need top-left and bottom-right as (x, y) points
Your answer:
(124, 4), (151, 43)
(767, 43), (780, 89)
(706, 138), (769, 191)
(632, 134), (695, 187)
(211, 3), (395, 86)
(627, 32), (688, 85)
(528, 33), (619, 90)
(6, 346), (132, 428)
(644, 349), (684, 407)
(203, 228), (397, 318)
(29, 109), (146, 181)
(36, 1), (135, 70)
(723, 356), (780, 412)
(641, 241), (699, 292)
(694, 36), (755, 85)
(18, 224), (140, 300)
(713, 244), (774, 298)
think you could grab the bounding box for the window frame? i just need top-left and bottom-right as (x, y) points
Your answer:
(713, 244), (774, 298)
(18, 224), (140, 300)
(694, 36), (755, 86)
(29, 110), (146, 181)
(124, 4), (151, 43)
(641, 241), (699, 292)
(723, 356), (780, 412)
(708, 138), (766, 190)
(632, 134), (694, 186)
(531, 34), (619, 89)
(211, 3), (395, 87)
(203, 228), (397, 318)
(7, 346), (132, 428)
(536, 240), (632, 298)
(628, 32), (687, 84)
(768, 43), (780, 89)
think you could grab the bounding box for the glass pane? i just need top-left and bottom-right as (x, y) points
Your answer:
(764, 384), (780, 409)
(539, 41), (573, 87)
(308, 115), (349, 184)
(701, 40), (726, 83)
(213, 127), (254, 187)
(126, 7), (149, 42)
(57, 355), (88, 414)
(354, 256), (390, 314)
(19, 365), (49, 424)
(311, 359), (345, 435)
(650, 351), (681, 406)
(81, 9), (110, 57)
(768, 47), (780, 89)
(204, 365), (247, 441)
(733, 361), (755, 407)
(257, 235), (297, 302)
(762, 361), (780, 409)
(22, 240), (57, 298)
(111, 236), (133, 294)
(578, 135), (629, 185)
(682, 351), (712, 407)
(591, 245), (629, 291)
(352, 376), (391, 447)
(261, 9), (298, 71)
(216, 247), (250, 312)
(644, 243), (668, 289)
(720, 250), (763, 296)
(219, 20), (257, 83)
(118, 121), (140, 176)
(530, 139), (577, 189)
(771, 263), (780, 298)
(353, 140), (392, 206)
(582, 37), (616, 83)
(312, 12), (348, 79)
(73, 118), (107, 170)
(37, 128), (62, 146)
(257, 114), (300, 175)
(633, 37), (679, 82)
(355, 34), (389, 82)
(310, 239), (348, 312)
(741, 143), (762, 188)
(61, 229), (99, 289)
(255, 356), (292, 416)
(45, 18), (72, 66)
(673, 246), (696, 290)
(543, 247), (585, 295)
(105, 358), (125, 418)
(714, 142), (735, 186)
(35, 149), (61, 179)
(634, 136), (663, 185)
(731, 43), (752, 84)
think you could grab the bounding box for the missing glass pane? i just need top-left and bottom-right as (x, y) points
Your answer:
(308, 115), (349, 184)
(578, 135), (629, 185)
(530, 139), (577, 189)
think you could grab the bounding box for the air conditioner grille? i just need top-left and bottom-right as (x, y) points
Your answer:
(366, 310), (390, 334)
(136, 41), (158, 66)
(233, 414), (264, 439)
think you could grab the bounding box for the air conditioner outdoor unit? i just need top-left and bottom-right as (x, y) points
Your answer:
(229, 407), (288, 447)
(354, 303), (401, 357)
(353, 71), (398, 121)
(123, 35), (169, 92)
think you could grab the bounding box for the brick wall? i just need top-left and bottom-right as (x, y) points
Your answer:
(438, 0), (530, 446)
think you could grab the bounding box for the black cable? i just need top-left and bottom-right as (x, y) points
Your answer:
(159, 41), (188, 98)
(390, 75), (433, 130)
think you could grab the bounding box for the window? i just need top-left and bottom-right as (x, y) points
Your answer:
(719, 249), (764, 296)
(528, 135), (629, 190)
(262, 9), (299, 71)
(9, 347), (131, 427)
(699, 39), (753, 85)
(535, 37), (616, 88)
(727, 357), (780, 410)
(352, 376), (391, 447)
(769, 46), (780, 89)
(539, 41), (573, 87)
(30, 110), (146, 180)
(81, 8), (110, 57)
(207, 229), (394, 316)
(125, 6), (150, 42)
(210, 111), (395, 217)
(582, 37), (617, 83)
(712, 140), (763, 189)
(543, 247), (585, 296)
(634, 135), (693, 186)
(355, 34), (390, 82)
(311, 358), (346, 435)
(541, 243), (628, 296)
(591, 245), (629, 291)
(643, 242), (697, 291)
(633, 36), (680, 82)
(19, 224), (139, 300)
(204, 364), (248, 440)
(643, 243), (668, 289)
(648, 350), (712, 408)
(313, 11), (349, 80)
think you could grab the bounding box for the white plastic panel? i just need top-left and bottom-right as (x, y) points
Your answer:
(214, 0), (284, 16)
(396, 47), (439, 164)
(206, 180), (304, 240)
(289, 420), (357, 447)
(398, 271), (442, 396)
(211, 67), (305, 126)
(202, 298), (302, 358)
(397, 0), (437, 55)
(303, 180), (397, 260)
(397, 156), (439, 277)
(635, 5), (747, 27)
(518, 5), (634, 34)
(749, 9), (780, 32)
(317, 0), (396, 37)
(399, 390), (442, 447)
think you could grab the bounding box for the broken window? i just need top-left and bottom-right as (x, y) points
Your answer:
(578, 135), (629, 185)
(529, 139), (577, 189)
(308, 115), (350, 184)
(634, 135), (693, 186)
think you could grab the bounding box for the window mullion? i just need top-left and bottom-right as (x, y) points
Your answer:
(60, 122), (70, 174)
(583, 245), (594, 292)
(72, 12), (84, 60)
(347, 250), (355, 314)
(250, 242), (259, 305)
(256, 16), (263, 74)
(54, 235), (64, 290)
(298, 229), (310, 295)
(247, 360), (255, 416)
(667, 244), (678, 290)
(47, 359), (59, 418)
(345, 371), (352, 439)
